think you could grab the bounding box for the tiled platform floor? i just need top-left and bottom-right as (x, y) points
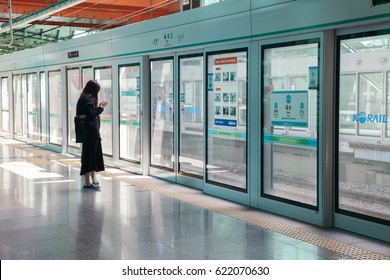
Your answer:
(0, 137), (389, 260)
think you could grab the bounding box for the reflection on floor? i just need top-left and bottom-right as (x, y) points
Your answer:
(0, 137), (389, 260)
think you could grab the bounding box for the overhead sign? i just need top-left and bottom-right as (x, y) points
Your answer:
(67, 50), (79, 59)
(271, 90), (308, 127)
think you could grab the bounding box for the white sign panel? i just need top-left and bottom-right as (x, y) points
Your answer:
(271, 90), (308, 127)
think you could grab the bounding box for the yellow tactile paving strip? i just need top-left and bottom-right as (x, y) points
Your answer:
(24, 157), (51, 165)
(3, 141), (390, 260)
(119, 177), (390, 260)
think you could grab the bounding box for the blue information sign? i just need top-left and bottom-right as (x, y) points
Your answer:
(215, 119), (237, 127)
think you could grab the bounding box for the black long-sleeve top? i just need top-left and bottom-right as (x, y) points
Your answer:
(76, 93), (104, 142)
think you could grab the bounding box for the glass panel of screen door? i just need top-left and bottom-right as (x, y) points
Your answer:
(48, 70), (62, 145)
(67, 68), (81, 147)
(13, 74), (22, 137)
(262, 40), (319, 208)
(27, 73), (39, 140)
(338, 32), (390, 223)
(119, 64), (142, 163)
(82, 67), (93, 87)
(150, 59), (174, 170)
(2, 77), (10, 131)
(179, 55), (204, 178)
(40, 72), (47, 143)
(95, 67), (113, 156)
(206, 50), (248, 190)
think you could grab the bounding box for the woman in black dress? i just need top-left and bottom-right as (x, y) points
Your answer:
(76, 80), (108, 189)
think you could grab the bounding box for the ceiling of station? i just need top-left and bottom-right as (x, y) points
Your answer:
(0, 0), (181, 55)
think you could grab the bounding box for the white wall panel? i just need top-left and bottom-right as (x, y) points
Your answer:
(0, 47), (44, 72)
(42, 30), (114, 66)
(251, 0), (390, 37)
(112, 12), (251, 56)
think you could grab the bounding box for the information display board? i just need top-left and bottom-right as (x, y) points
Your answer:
(212, 57), (239, 128)
(271, 90), (308, 127)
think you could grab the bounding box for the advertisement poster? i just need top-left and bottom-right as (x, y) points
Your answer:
(271, 90), (308, 127)
(212, 57), (238, 127)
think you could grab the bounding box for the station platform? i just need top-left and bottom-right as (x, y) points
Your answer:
(0, 137), (389, 260)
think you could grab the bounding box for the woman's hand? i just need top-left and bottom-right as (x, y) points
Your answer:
(99, 100), (108, 109)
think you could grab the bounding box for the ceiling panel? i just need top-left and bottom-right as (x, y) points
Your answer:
(0, 0), (181, 55)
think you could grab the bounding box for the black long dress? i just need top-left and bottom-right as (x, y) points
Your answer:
(76, 93), (105, 175)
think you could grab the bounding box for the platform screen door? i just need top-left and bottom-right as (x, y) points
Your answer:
(262, 40), (319, 209)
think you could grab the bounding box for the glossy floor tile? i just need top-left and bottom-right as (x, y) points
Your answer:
(0, 137), (389, 260)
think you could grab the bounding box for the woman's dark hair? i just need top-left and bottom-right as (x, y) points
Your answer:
(82, 80), (100, 106)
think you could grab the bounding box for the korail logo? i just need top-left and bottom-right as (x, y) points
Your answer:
(352, 112), (387, 124)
